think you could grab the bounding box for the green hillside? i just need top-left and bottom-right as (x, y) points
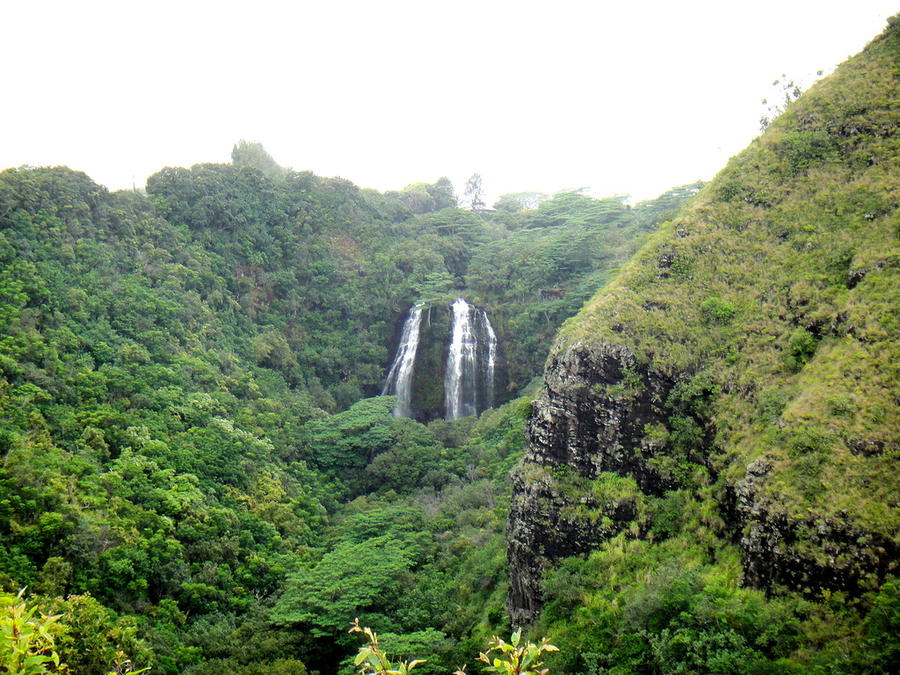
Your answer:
(509, 15), (899, 674)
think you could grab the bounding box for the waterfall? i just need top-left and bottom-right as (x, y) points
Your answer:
(382, 304), (424, 417)
(445, 299), (478, 419)
(483, 310), (497, 410)
(444, 298), (498, 419)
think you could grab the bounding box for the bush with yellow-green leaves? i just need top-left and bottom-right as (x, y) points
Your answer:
(350, 619), (557, 675)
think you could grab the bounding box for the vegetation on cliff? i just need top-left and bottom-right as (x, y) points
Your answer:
(510, 16), (899, 673)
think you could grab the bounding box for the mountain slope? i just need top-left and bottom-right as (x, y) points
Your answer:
(508, 16), (899, 672)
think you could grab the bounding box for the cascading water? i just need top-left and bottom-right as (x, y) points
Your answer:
(444, 298), (498, 419)
(483, 313), (497, 409)
(445, 299), (478, 419)
(382, 304), (424, 417)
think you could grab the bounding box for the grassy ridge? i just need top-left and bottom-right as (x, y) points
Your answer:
(524, 16), (899, 673)
(556, 16), (898, 533)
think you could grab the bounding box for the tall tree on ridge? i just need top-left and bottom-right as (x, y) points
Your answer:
(464, 173), (484, 211)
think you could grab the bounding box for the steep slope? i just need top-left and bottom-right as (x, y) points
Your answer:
(508, 16), (899, 670)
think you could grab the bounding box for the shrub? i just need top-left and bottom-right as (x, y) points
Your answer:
(349, 621), (557, 675)
(699, 296), (736, 325)
(784, 328), (817, 371)
(0, 589), (65, 674)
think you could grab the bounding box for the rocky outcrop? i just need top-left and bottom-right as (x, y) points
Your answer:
(507, 341), (678, 624)
(733, 457), (899, 595)
(846, 254), (900, 289)
(507, 464), (638, 626)
(524, 341), (676, 488)
(508, 341), (898, 624)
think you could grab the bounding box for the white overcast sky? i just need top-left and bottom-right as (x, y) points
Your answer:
(1, 1), (896, 203)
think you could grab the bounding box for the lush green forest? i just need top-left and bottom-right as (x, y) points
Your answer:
(1, 16), (898, 675)
(0, 135), (694, 672)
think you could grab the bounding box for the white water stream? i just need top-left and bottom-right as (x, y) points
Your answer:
(444, 298), (497, 419)
(381, 304), (424, 417)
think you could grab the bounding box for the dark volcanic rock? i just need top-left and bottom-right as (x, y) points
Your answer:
(507, 341), (677, 624)
(507, 466), (637, 626)
(525, 342), (674, 490)
(733, 457), (898, 596)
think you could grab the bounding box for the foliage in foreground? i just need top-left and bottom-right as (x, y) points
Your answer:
(0, 589), (149, 674)
(350, 619), (558, 675)
(0, 590), (64, 674)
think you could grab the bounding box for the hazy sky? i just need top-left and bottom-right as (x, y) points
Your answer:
(2, 1), (896, 203)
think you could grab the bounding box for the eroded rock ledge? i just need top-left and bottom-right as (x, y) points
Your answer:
(732, 457), (898, 596)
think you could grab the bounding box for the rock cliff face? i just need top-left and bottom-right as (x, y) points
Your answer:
(509, 336), (899, 623)
(508, 341), (680, 624)
(408, 305), (451, 420)
(524, 342), (675, 489)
